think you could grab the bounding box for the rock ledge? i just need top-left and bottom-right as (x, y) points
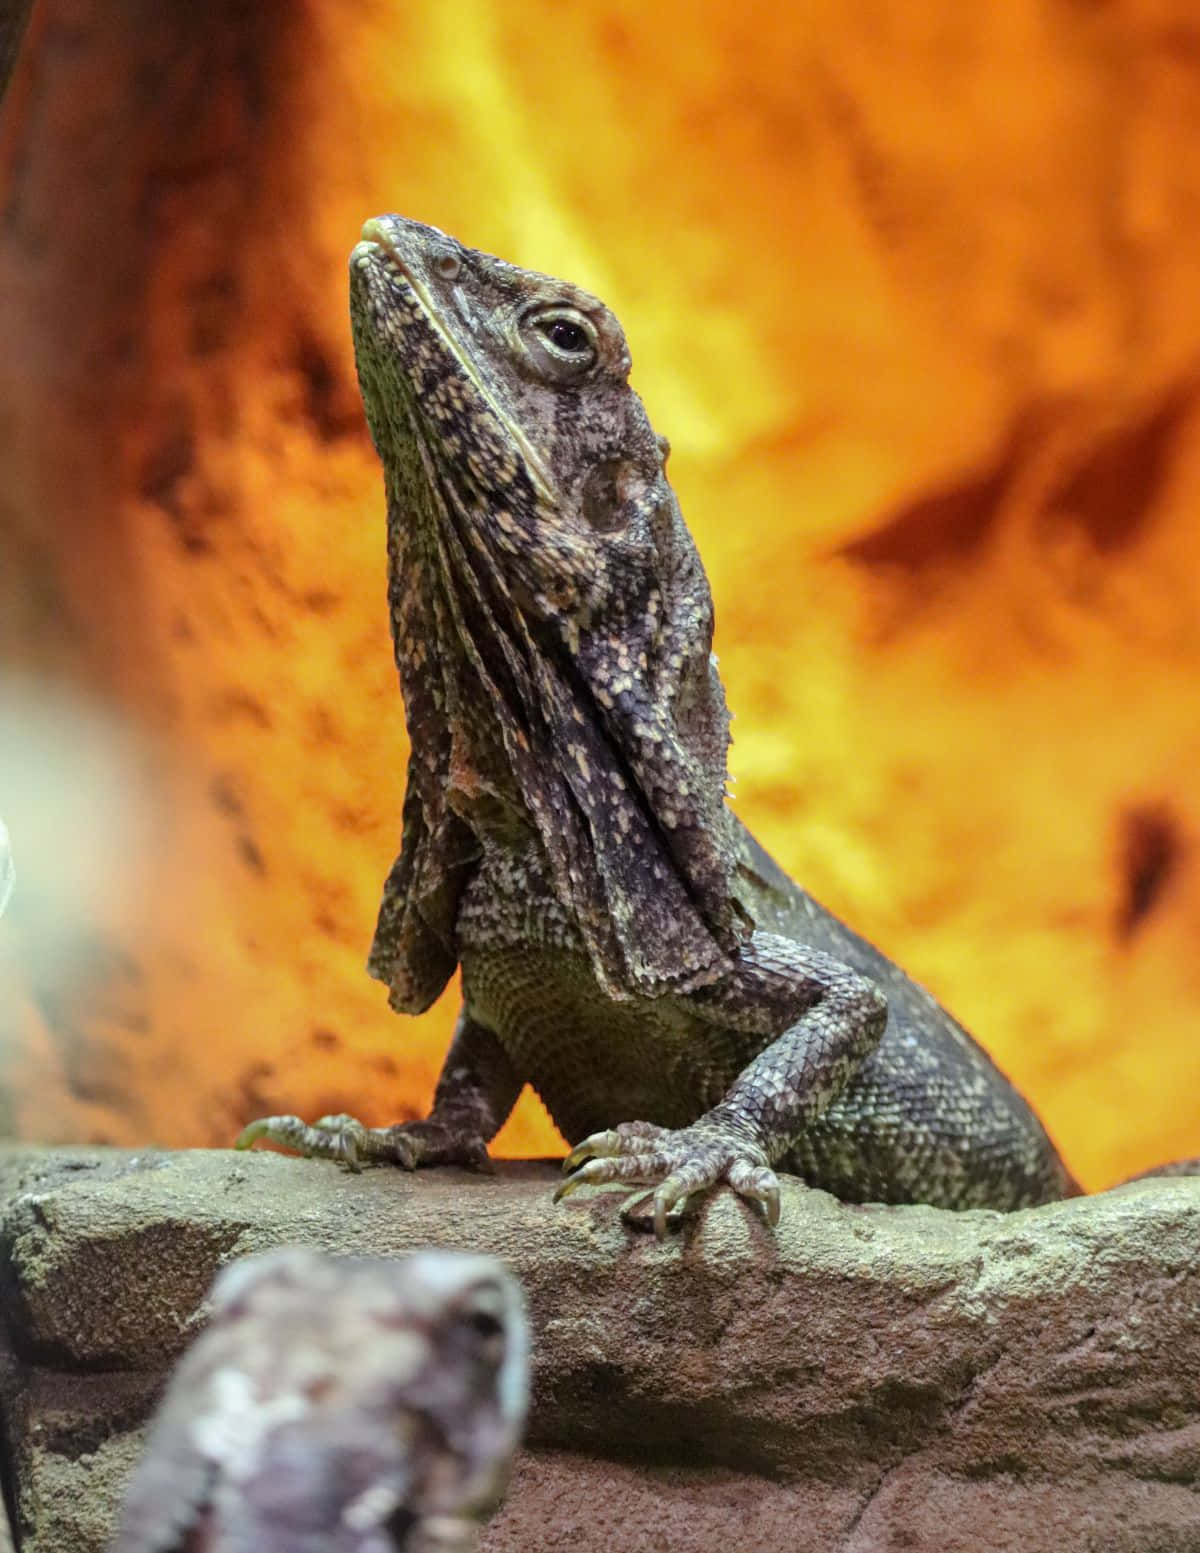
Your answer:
(0, 1145), (1197, 1552)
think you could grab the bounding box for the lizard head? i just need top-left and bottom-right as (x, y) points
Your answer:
(350, 215), (746, 1006)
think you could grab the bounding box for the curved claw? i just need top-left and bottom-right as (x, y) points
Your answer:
(644, 1164), (780, 1239)
(554, 1158), (602, 1203)
(647, 1170), (708, 1240)
(653, 1181), (682, 1241)
(555, 1117), (783, 1236)
(234, 1118), (272, 1151)
(234, 1112), (365, 1171)
(234, 1111), (492, 1173)
(554, 1151), (660, 1204)
(562, 1130), (625, 1175)
(728, 1158), (782, 1227)
(236, 1113), (308, 1152)
(562, 1122), (670, 1176)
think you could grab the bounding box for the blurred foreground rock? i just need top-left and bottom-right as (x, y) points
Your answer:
(0, 1145), (1197, 1552)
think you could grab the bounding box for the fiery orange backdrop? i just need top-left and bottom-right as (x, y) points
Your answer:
(1, 0), (1198, 1190)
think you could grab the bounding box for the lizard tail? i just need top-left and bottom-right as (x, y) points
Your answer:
(1115, 1158), (1200, 1185)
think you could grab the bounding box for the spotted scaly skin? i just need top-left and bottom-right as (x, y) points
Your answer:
(238, 215), (1078, 1234)
(109, 1249), (529, 1553)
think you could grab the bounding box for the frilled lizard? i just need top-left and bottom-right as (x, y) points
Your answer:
(109, 1248), (528, 1553)
(239, 216), (1078, 1235)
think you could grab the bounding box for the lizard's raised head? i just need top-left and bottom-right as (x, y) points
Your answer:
(350, 215), (746, 1007)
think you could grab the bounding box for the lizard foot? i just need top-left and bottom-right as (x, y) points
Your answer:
(235, 1112), (491, 1173)
(555, 1119), (780, 1239)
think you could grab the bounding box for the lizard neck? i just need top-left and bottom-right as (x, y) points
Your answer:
(354, 218), (751, 1006)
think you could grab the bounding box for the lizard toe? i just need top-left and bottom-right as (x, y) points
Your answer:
(556, 1117), (779, 1232)
(235, 1112), (370, 1170)
(649, 1173), (697, 1239)
(311, 1113), (371, 1169)
(370, 1117), (495, 1170)
(645, 1150), (781, 1237)
(562, 1121), (668, 1174)
(728, 1157), (782, 1226)
(554, 1152), (669, 1202)
(235, 1112), (492, 1171)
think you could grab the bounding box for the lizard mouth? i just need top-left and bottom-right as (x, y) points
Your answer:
(357, 217), (420, 285)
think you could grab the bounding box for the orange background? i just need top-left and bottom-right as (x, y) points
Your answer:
(1, 0), (1198, 1189)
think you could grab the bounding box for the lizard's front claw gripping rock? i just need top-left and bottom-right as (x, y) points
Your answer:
(236, 1112), (492, 1172)
(557, 1119), (781, 1239)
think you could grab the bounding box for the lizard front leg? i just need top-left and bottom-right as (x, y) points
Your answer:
(556, 935), (887, 1236)
(237, 1011), (522, 1172)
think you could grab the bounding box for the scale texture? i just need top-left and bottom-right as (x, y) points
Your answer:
(241, 215), (1078, 1228)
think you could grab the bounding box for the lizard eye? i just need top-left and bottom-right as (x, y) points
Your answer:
(542, 319), (588, 353)
(522, 307), (599, 380)
(432, 251), (462, 280)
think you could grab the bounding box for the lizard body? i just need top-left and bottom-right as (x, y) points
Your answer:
(240, 216), (1078, 1231)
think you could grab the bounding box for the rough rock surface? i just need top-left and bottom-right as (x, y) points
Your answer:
(0, 1146), (1197, 1552)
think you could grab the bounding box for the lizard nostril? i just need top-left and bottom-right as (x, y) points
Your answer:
(433, 252), (462, 281)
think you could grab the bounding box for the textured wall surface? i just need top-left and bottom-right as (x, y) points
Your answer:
(1, 1), (1199, 1185)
